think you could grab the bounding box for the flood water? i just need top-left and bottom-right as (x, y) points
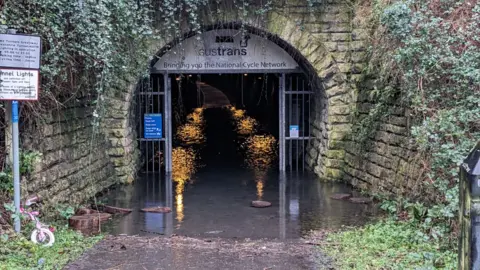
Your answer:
(100, 105), (376, 239)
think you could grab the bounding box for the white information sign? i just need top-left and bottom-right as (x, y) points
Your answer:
(289, 125), (299, 138)
(0, 69), (39, 100)
(0, 34), (41, 69)
(153, 29), (299, 73)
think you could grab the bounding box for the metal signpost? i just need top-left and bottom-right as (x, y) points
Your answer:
(0, 30), (41, 232)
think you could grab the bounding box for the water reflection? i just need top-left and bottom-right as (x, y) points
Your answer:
(229, 106), (246, 120)
(176, 124), (205, 144)
(256, 180), (264, 200)
(172, 108), (204, 225)
(236, 116), (257, 135)
(231, 104), (277, 201)
(175, 192), (184, 225)
(177, 108), (205, 144)
(187, 108), (204, 125)
(243, 135), (277, 169)
(101, 106), (377, 239)
(242, 135), (277, 200)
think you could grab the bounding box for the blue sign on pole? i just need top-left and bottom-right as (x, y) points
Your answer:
(144, 114), (162, 139)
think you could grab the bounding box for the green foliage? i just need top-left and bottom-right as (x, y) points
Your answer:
(323, 219), (457, 269)
(354, 0), (480, 240)
(0, 0), (154, 125)
(0, 171), (13, 193)
(55, 204), (75, 221)
(3, 202), (21, 222)
(380, 1), (412, 38)
(20, 151), (41, 175)
(0, 227), (102, 270)
(0, 151), (41, 193)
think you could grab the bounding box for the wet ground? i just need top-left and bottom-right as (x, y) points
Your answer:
(70, 94), (376, 269)
(66, 235), (333, 270)
(98, 107), (376, 239)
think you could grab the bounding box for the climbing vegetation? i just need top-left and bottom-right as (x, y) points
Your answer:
(348, 0), (480, 258)
(0, 0), (154, 127)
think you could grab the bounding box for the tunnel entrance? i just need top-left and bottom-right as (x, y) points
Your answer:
(137, 72), (312, 173)
(137, 25), (317, 174)
(100, 24), (377, 239)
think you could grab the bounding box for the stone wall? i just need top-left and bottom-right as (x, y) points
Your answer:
(101, 84), (139, 185)
(343, 86), (425, 198)
(263, 2), (366, 180)
(22, 98), (118, 205)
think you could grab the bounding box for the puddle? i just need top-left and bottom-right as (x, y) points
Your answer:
(100, 106), (377, 239)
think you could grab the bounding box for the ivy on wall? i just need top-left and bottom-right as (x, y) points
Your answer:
(0, 0), (154, 126)
(354, 0), (480, 241)
(0, 0), (299, 126)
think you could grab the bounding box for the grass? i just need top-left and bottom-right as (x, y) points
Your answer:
(322, 219), (457, 269)
(0, 225), (103, 270)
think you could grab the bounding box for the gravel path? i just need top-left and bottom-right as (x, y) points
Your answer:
(66, 235), (334, 270)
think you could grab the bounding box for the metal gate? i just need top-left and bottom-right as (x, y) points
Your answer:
(279, 73), (312, 172)
(137, 74), (172, 174)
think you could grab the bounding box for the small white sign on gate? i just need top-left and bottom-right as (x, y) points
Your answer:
(0, 69), (39, 100)
(289, 125), (299, 138)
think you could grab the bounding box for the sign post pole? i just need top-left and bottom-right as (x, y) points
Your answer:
(0, 29), (41, 233)
(12, 100), (20, 232)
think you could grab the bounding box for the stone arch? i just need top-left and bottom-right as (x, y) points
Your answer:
(105, 5), (362, 183)
(145, 21), (351, 179)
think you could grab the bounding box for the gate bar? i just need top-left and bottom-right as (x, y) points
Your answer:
(164, 74), (172, 173)
(279, 73), (286, 172)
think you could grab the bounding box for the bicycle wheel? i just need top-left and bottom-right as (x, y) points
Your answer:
(31, 228), (55, 247)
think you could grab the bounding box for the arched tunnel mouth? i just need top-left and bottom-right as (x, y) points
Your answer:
(96, 24), (377, 239)
(170, 73), (281, 172)
(98, 71), (376, 239)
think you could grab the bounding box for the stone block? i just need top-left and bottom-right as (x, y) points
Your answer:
(328, 139), (348, 150)
(107, 147), (126, 157)
(324, 168), (343, 180)
(367, 152), (393, 169)
(324, 158), (344, 168)
(326, 85), (347, 98)
(329, 115), (351, 124)
(386, 116), (407, 127)
(329, 93), (353, 105)
(329, 105), (350, 115)
(322, 42), (338, 52)
(352, 29), (369, 40)
(109, 129), (128, 138)
(328, 123), (352, 133)
(380, 124), (408, 135)
(316, 22), (351, 33)
(331, 33), (351, 42)
(325, 149), (345, 160)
